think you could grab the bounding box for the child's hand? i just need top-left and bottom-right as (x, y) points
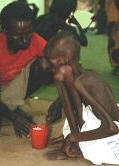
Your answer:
(54, 65), (74, 83)
(66, 133), (78, 143)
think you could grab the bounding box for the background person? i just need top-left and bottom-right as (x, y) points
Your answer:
(105, 0), (119, 75)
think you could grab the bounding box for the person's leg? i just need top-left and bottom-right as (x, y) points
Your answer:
(107, 22), (119, 75)
(46, 96), (63, 124)
(110, 49), (119, 75)
(96, 13), (107, 34)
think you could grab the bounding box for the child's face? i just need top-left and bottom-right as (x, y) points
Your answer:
(48, 53), (74, 83)
(54, 65), (74, 83)
(48, 51), (73, 72)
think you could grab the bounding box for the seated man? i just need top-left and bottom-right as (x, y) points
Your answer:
(0, 2), (47, 137)
(44, 31), (119, 164)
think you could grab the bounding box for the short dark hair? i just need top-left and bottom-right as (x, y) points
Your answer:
(49, 0), (77, 20)
(0, 1), (35, 32)
(44, 31), (80, 61)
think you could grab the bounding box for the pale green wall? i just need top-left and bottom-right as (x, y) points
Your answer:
(0, 0), (45, 15)
(0, 0), (13, 11)
(27, 0), (44, 15)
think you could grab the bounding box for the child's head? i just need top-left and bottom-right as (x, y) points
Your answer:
(44, 31), (80, 69)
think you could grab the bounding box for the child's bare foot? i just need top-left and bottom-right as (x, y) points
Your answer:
(46, 149), (67, 160)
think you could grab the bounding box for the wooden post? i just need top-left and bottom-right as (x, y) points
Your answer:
(45, 0), (50, 14)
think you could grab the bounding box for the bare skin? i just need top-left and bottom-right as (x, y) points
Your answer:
(55, 65), (119, 138)
(44, 32), (119, 160)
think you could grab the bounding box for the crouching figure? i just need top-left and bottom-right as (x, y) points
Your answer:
(44, 31), (119, 162)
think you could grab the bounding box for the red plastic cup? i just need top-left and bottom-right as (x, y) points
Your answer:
(30, 124), (48, 149)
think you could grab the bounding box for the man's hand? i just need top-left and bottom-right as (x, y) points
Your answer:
(13, 109), (36, 138)
(13, 116), (30, 138)
(0, 102), (35, 138)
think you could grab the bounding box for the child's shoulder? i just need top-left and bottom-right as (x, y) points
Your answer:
(80, 70), (102, 79)
(76, 70), (106, 86)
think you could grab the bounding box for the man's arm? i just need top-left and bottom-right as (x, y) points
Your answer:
(0, 102), (35, 138)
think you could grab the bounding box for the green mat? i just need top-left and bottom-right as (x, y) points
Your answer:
(31, 84), (58, 101)
(31, 32), (119, 102)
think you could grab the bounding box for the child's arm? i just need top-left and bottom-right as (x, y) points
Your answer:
(67, 77), (119, 142)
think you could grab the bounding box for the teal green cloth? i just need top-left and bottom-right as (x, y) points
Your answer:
(31, 84), (58, 101)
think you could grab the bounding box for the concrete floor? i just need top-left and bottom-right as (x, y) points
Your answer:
(0, 99), (118, 166)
